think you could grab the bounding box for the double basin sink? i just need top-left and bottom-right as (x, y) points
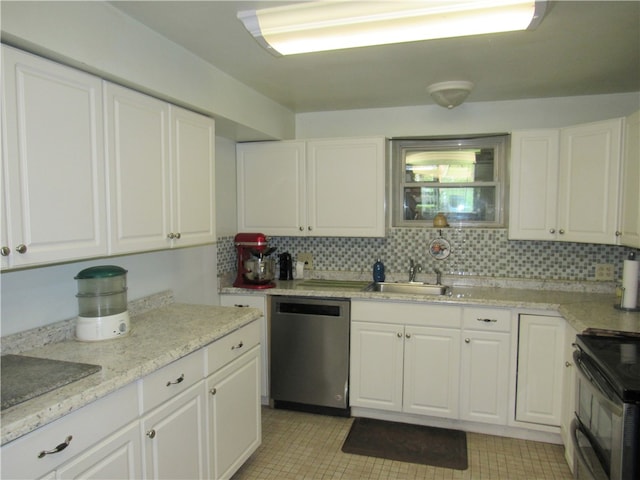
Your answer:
(295, 279), (449, 296)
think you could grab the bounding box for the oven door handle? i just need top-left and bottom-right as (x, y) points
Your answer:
(574, 350), (624, 416)
(571, 418), (608, 480)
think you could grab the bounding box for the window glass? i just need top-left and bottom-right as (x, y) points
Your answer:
(393, 136), (507, 227)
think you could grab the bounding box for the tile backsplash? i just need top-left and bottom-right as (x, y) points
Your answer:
(218, 228), (638, 283)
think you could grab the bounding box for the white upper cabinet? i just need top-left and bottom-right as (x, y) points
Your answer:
(237, 137), (386, 237)
(620, 110), (640, 248)
(105, 83), (215, 253)
(509, 130), (560, 241)
(236, 141), (306, 236)
(1, 46), (107, 269)
(510, 118), (623, 244)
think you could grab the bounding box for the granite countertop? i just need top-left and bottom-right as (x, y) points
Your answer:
(1, 302), (262, 446)
(221, 279), (640, 334)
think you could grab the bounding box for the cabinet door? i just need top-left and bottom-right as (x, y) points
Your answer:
(104, 83), (171, 254)
(620, 110), (640, 248)
(141, 382), (207, 480)
(350, 321), (404, 411)
(207, 345), (261, 480)
(516, 314), (565, 426)
(2, 46), (107, 268)
(509, 130), (560, 240)
(561, 322), (579, 474)
(219, 294), (269, 402)
(558, 118), (623, 244)
(170, 106), (216, 246)
(460, 330), (511, 424)
(307, 137), (385, 237)
(56, 421), (142, 480)
(403, 325), (460, 418)
(236, 141), (306, 236)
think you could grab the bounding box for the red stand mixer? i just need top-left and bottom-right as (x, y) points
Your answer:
(233, 233), (276, 289)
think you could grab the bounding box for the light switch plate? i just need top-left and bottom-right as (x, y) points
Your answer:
(594, 263), (615, 281)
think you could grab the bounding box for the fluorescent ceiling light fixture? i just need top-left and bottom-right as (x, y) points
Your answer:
(238, 0), (547, 56)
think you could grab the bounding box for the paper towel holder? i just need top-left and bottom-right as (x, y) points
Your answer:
(614, 252), (640, 311)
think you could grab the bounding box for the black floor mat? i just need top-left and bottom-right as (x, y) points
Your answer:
(342, 417), (468, 470)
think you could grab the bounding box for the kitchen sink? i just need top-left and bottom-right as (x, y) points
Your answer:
(295, 279), (372, 290)
(365, 282), (449, 295)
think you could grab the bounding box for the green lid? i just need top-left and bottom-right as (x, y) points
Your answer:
(75, 265), (128, 280)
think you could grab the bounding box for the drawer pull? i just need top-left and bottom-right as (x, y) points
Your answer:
(231, 341), (244, 350)
(477, 318), (497, 323)
(210, 388), (217, 395)
(146, 429), (156, 439)
(166, 373), (185, 387)
(38, 435), (72, 458)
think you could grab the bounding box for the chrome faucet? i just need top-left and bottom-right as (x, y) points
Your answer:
(434, 267), (442, 285)
(408, 259), (422, 282)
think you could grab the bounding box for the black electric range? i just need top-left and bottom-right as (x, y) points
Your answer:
(575, 331), (640, 403)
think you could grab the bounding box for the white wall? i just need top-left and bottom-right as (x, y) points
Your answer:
(0, 245), (218, 336)
(296, 93), (640, 138)
(0, 1), (294, 141)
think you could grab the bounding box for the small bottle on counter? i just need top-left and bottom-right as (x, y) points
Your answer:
(373, 258), (386, 282)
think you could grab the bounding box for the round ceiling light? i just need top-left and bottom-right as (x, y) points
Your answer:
(427, 81), (474, 109)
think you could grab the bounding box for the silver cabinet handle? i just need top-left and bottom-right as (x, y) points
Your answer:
(477, 318), (497, 323)
(559, 229), (565, 234)
(146, 429), (156, 439)
(405, 333), (411, 339)
(299, 226), (304, 231)
(38, 435), (72, 458)
(166, 373), (184, 387)
(0, 246), (10, 256)
(549, 228), (555, 234)
(175, 232), (181, 239)
(231, 341), (244, 350)
(565, 361), (572, 367)
(167, 233), (175, 239)
(308, 226), (312, 231)
(397, 332), (403, 338)
(615, 231), (622, 237)
(465, 338), (471, 343)
(16, 244), (27, 254)
(209, 388), (217, 395)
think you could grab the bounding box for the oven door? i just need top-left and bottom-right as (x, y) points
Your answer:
(571, 418), (609, 480)
(573, 349), (626, 480)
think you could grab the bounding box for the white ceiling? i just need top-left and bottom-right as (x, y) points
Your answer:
(109, 1), (640, 113)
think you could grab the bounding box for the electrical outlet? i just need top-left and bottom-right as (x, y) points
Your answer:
(594, 263), (615, 281)
(297, 252), (313, 270)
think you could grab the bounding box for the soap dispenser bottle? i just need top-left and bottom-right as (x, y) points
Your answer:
(373, 258), (386, 282)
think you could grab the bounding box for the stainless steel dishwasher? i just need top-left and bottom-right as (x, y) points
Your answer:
(270, 296), (350, 415)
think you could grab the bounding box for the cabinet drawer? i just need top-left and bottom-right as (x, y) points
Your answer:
(220, 294), (266, 315)
(206, 321), (260, 375)
(1, 382), (138, 480)
(352, 300), (461, 328)
(463, 307), (511, 332)
(140, 349), (205, 413)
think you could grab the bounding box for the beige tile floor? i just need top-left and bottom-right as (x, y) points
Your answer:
(232, 407), (573, 480)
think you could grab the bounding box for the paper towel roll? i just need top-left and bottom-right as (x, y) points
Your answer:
(622, 258), (639, 309)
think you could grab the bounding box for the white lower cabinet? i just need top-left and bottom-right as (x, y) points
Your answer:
(350, 301), (463, 419)
(207, 345), (261, 480)
(516, 314), (565, 426)
(141, 382), (207, 480)
(351, 301), (513, 428)
(1, 321), (261, 480)
(561, 322), (579, 473)
(219, 294), (269, 403)
(460, 307), (512, 425)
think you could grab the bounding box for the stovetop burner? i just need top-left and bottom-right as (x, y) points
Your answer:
(576, 333), (640, 403)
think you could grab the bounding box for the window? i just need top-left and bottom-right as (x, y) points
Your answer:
(392, 135), (508, 227)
